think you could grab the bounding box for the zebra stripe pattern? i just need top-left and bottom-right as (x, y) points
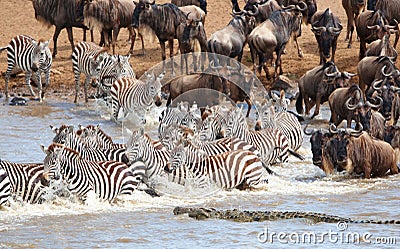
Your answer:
(110, 72), (163, 122)
(224, 108), (290, 165)
(71, 41), (108, 103)
(166, 144), (269, 190)
(0, 168), (11, 205)
(42, 143), (141, 202)
(0, 35), (52, 102)
(77, 124), (126, 150)
(98, 54), (135, 97)
(158, 104), (188, 139)
(257, 104), (304, 151)
(0, 160), (46, 204)
(51, 125), (130, 165)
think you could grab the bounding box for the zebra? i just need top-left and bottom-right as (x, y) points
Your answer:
(223, 107), (292, 165)
(50, 125), (131, 165)
(0, 168), (11, 206)
(158, 102), (188, 139)
(180, 105), (202, 133)
(256, 102), (304, 151)
(0, 160), (47, 204)
(0, 35), (52, 102)
(41, 143), (142, 202)
(110, 72), (164, 123)
(96, 54), (136, 99)
(166, 143), (269, 190)
(125, 128), (189, 185)
(198, 106), (230, 141)
(76, 124), (126, 150)
(71, 41), (109, 104)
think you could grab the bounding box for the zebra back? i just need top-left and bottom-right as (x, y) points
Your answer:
(0, 160), (46, 204)
(43, 144), (141, 201)
(77, 124), (126, 150)
(168, 144), (268, 190)
(158, 104), (188, 139)
(0, 168), (11, 205)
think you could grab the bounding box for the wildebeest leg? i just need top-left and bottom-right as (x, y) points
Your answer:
(52, 26), (63, 58)
(160, 41), (167, 73)
(359, 41), (367, 61)
(347, 16), (354, 48)
(312, 97), (322, 119)
(66, 27), (75, 54)
(304, 94), (312, 115)
(274, 48), (285, 79)
(168, 39), (175, 75)
(83, 28), (87, 42)
(293, 37), (303, 58)
(245, 98), (252, 117)
(91, 30), (94, 42)
(128, 27), (135, 55)
(112, 26), (118, 54)
(237, 49), (243, 63)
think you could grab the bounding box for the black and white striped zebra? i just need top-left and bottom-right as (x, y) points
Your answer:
(77, 124), (126, 150)
(165, 143), (269, 190)
(110, 72), (163, 123)
(0, 168), (11, 206)
(97, 54), (136, 97)
(223, 107), (291, 165)
(125, 128), (189, 185)
(158, 103), (188, 139)
(72, 41), (109, 103)
(41, 143), (141, 202)
(180, 106), (202, 133)
(50, 125), (130, 165)
(0, 35), (52, 102)
(256, 103), (304, 151)
(0, 160), (46, 204)
(198, 106), (230, 141)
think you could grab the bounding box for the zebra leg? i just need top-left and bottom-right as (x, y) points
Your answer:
(84, 76), (90, 103)
(25, 72), (36, 97)
(35, 71), (43, 102)
(74, 72), (81, 104)
(42, 70), (51, 100)
(4, 66), (13, 100)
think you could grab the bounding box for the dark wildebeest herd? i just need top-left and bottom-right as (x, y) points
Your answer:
(1, 0), (400, 207)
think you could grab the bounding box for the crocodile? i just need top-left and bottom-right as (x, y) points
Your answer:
(173, 207), (400, 224)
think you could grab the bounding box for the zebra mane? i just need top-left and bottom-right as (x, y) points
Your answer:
(47, 143), (81, 158)
(85, 125), (115, 144)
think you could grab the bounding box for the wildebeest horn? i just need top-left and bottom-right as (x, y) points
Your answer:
(296, 1), (307, 11)
(342, 72), (357, 79)
(248, 5), (259, 16)
(328, 26), (342, 35)
(346, 124), (363, 136)
(390, 85), (400, 92)
(329, 123), (338, 134)
(372, 79), (384, 90)
(311, 26), (326, 33)
(232, 7), (243, 15)
(366, 96), (383, 108)
(209, 60), (223, 70)
(324, 67), (340, 78)
(381, 65), (393, 77)
(367, 25), (380, 30)
(345, 97), (363, 111)
(303, 124), (316, 135)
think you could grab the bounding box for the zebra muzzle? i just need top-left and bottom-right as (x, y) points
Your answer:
(164, 164), (173, 173)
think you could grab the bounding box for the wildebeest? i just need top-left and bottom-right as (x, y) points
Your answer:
(355, 10), (395, 60)
(172, 0), (207, 14)
(207, 10), (256, 66)
(341, 0), (366, 48)
(376, 0), (400, 48)
(132, 0), (187, 74)
(31, 0), (89, 58)
(180, 15), (207, 73)
(276, 0), (317, 25)
(324, 131), (398, 178)
(240, 0), (282, 24)
(357, 56), (399, 94)
(296, 62), (355, 118)
(179, 5), (206, 24)
(365, 33), (398, 59)
(344, 94), (382, 132)
(310, 8), (343, 65)
(304, 125), (333, 167)
(247, 3), (306, 80)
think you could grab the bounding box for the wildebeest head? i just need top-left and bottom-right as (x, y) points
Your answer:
(182, 16), (204, 53)
(132, 0), (155, 28)
(346, 95), (382, 132)
(322, 63), (355, 88)
(311, 8), (342, 60)
(366, 10), (397, 41)
(304, 124), (331, 167)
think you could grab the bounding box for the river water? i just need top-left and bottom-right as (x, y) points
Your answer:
(0, 95), (399, 249)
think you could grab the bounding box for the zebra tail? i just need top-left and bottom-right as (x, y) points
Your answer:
(261, 161), (275, 175)
(0, 46), (7, 54)
(288, 149), (305, 160)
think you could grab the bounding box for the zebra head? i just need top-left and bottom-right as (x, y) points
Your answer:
(223, 107), (247, 137)
(76, 124), (100, 148)
(89, 50), (109, 89)
(125, 128), (147, 163)
(41, 144), (62, 182)
(255, 101), (275, 131)
(144, 71), (164, 107)
(158, 105), (187, 139)
(165, 143), (187, 173)
(51, 125), (75, 145)
(31, 39), (51, 72)
(180, 106), (202, 133)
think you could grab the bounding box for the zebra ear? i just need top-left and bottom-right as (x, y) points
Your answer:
(49, 125), (58, 134)
(40, 144), (49, 155)
(32, 40), (38, 46)
(68, 125), (74, 133)
(139, 127), (145, 136)
(44, 39), (51, 47)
